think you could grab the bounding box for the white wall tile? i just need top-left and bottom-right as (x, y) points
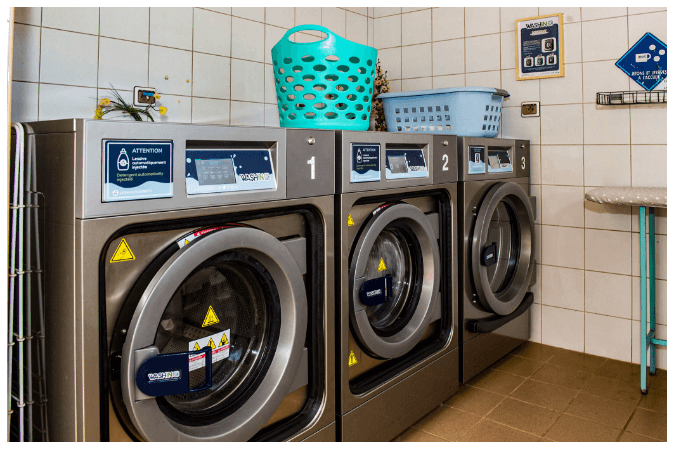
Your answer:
(628, 11), (667, 47)
(530, 184), (541, 223)
(374, 15), (401, 49)
(42, 7), (99, 34)
(265, 25), (286, 65)
(231, 17), (265, 63)
(585, 271), (631, 319)
(529, 303), (542, 343)
(631, 145), (667, 188)
(40, 28), (98, 87)
(149, 7), (193, 51)
(563, 22), (582, 64)
(464, 71), (500, 88)
(231, 7), (264, 22)
(264, 103), (280, 127)
(500, 31), (516, 70)
(540, 104), (583, 145)
(155, 94), (192, 123)
(368, 7), (374, 18)
(432, 39), (464, 76)
(631, 233), (666, 280)
(295, 8), (322, 34)
(193, 53), (230, 99)
(628, 7), (667, 15)
(631, 321), (666, 369)
(322, 8), (346, 38)
(530, 144), (541, 185)
(585, 313), (631, 362)
(542, 225), (584, 269)
(402, 9), (431, 46)
(264, 64), (277, 104)
(501, 69), (539, 105)
(266, 7), (294, 29)
(402, 7), (429, 13)
(192, 97), (229, 125)
(387, 79), (401, 92)
(230, 59), (264, 103)
(535, 224), (542, 263)
(12, 24), (40, 83)
(199, 7), (231, 15)
(500, 7), (538, 33)
(630, 107), (667, 145)
(149, 46), (193, 97)
(542, 265), (584, 310)
(38, 84), (97, 120)
(542, 306), (584, 351)
(433, 74), (465, 88)
(584, 145), (631, 187)
(100, 8), (149, 43)
(346, 7), (368, 16)
(540, 145), (583, 186)
(374, 8), (401, 18)
(14, 7), (42, 26)
(98, 38), (148, 91)
(540, 63), (583, 105)
(581, 17), (628, 62)
(539, 8), (581, 23)
(581, 7), (627, 21)
(632, 277), (667, 325)
(194, 8), (231, 57)
(585, 229), (631, 275)
(500, 106), (540, 145)
(378, 47), (402, 80)
(401, 77), (432, 91)
(542, 185), (585, 227)
(432, 7), (464, 42)
(401, 44), (432, 79)
(465, 7), (499, 37)
(465, 34), (500, 72)
(230, 101), (265, 126)
(11, 82), (39, 122)
(346, 11), (367, 46)
(583, 105), (631, 145)
(531, 262), (542, 303)
(582, 61), (630, 103)
(585, 199), (632, 232)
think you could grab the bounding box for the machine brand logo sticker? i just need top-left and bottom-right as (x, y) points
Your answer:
(110, 238), (135, 263)
(240, 173), (272, 182)
(377, 257), (387, 272)
(347, 214), (355, 226)
(148, 370), (182, 382)
(189, 329), (231, 371)
(202, 305), (220, 327)
(366, 289), (382, 297)
(348, 350), (358, 367)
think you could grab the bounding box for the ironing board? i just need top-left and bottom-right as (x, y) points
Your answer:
(585, 187), (667, 394)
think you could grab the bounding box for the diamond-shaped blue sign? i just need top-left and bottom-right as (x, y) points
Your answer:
(616, 32), (667, 91)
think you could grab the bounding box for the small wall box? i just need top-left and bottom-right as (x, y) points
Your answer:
(134, 87), (156, 107)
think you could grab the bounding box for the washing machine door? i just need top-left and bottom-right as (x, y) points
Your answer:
(349, 203), (440, 360)
(471, 182), (535, 316)
(120, 226), (307, 441)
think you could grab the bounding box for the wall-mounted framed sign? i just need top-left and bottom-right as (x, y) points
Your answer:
(516, 13), (565, 81)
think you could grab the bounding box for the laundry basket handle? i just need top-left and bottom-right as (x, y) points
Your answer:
(282, 24), (335, 44)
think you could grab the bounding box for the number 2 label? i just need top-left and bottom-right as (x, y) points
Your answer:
(442, 154), (449, 171)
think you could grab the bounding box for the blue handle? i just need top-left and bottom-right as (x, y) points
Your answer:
(190, 347), (213, 393)
(136, 347), (213, 397)
(281, 24), (333, 44)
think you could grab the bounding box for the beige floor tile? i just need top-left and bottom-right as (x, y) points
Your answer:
(395, 428), (448, 442)
(466, 368), (527, 396)
(510, 342), (564, 362)
(547, 351), (608, 374)
(544, 414), (621, 442)
(444, 385), (506, 417)
(491, 355), (545, 377)
(485, 398), (561, 436)
(594, 359), (642, 384)
(638, 388), (667, 414)
(509, 379), (579, 412)
(565, 392), (635, 429)
(413, 405), (480, 441)
(625, 408), (667, 442)
(459, 419), (539, 442)
(618, 431), (662, 442)
(530, 363), (593, 390)
(649, 369), (667, 391)
(582, 374), (644, 407)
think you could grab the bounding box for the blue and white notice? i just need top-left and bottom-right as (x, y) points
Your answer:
(104, 140), (173, 202)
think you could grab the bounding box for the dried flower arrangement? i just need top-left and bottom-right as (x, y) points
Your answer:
(94, 86), (167, 121)
(371, 59), (389, 132)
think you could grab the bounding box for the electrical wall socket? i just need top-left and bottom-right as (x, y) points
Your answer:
(521, 102), (539, 117)
(134, 86), (156, 107)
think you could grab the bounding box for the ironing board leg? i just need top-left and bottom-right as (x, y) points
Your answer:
(640, 207), (648, 394)
(649, 207), (656, 375)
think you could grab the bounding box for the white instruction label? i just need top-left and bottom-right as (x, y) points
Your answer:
(188, 329), (231, 371)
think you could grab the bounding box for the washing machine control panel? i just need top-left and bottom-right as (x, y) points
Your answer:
(385, 148), (428, 179)
(185, 149), (276, 195)
(468, 145), (513, 175)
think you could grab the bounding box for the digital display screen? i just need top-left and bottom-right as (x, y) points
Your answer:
(387, 155), (408, 174)
(195, 158), (236, 186)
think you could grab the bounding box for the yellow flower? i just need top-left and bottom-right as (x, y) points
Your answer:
(99, 97), (111, 106)
(94, 107), (104, 120)
(153, 93), (161, 100)
(158, 105), (167, 116)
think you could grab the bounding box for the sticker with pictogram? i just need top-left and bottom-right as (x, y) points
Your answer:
(348, 350), (358, 367)
(188, 329), (231, 371)
(377, 257), (387, 272)
(202, 305), (220, 327)
(110, 238), (135, 263)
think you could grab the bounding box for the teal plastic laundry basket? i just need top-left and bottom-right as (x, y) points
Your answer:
(271, 25), (378, 130)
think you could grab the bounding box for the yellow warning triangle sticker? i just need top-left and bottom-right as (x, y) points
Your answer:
(110, 238), (135, 263)
(184, 239), (190, 246)
(207, 337), (216, 350)
(347, 214), (355, 226)
(193, 342), (201, 351)
(348, 350), (358, 367)
(202, 305), (220, 327)
(377, 257), (387, 272)
(219, 333), (229, 347)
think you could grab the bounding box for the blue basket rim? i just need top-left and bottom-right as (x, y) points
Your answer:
(378, 86), (510, 99)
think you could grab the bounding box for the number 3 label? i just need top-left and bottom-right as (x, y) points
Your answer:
(521, 157), (526, 170)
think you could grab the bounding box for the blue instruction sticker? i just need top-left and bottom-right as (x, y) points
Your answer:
(616, 33), (667, 91)
(351, 143), (381, 183)
(104, 141), (173, 202)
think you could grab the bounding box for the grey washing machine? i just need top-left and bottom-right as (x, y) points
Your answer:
(25, 119), (336, 441)
(456, 137), (536, 383)
(335, 132), (459, 442)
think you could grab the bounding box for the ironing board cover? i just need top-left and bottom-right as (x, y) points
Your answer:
(585, 187), (667, 208)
